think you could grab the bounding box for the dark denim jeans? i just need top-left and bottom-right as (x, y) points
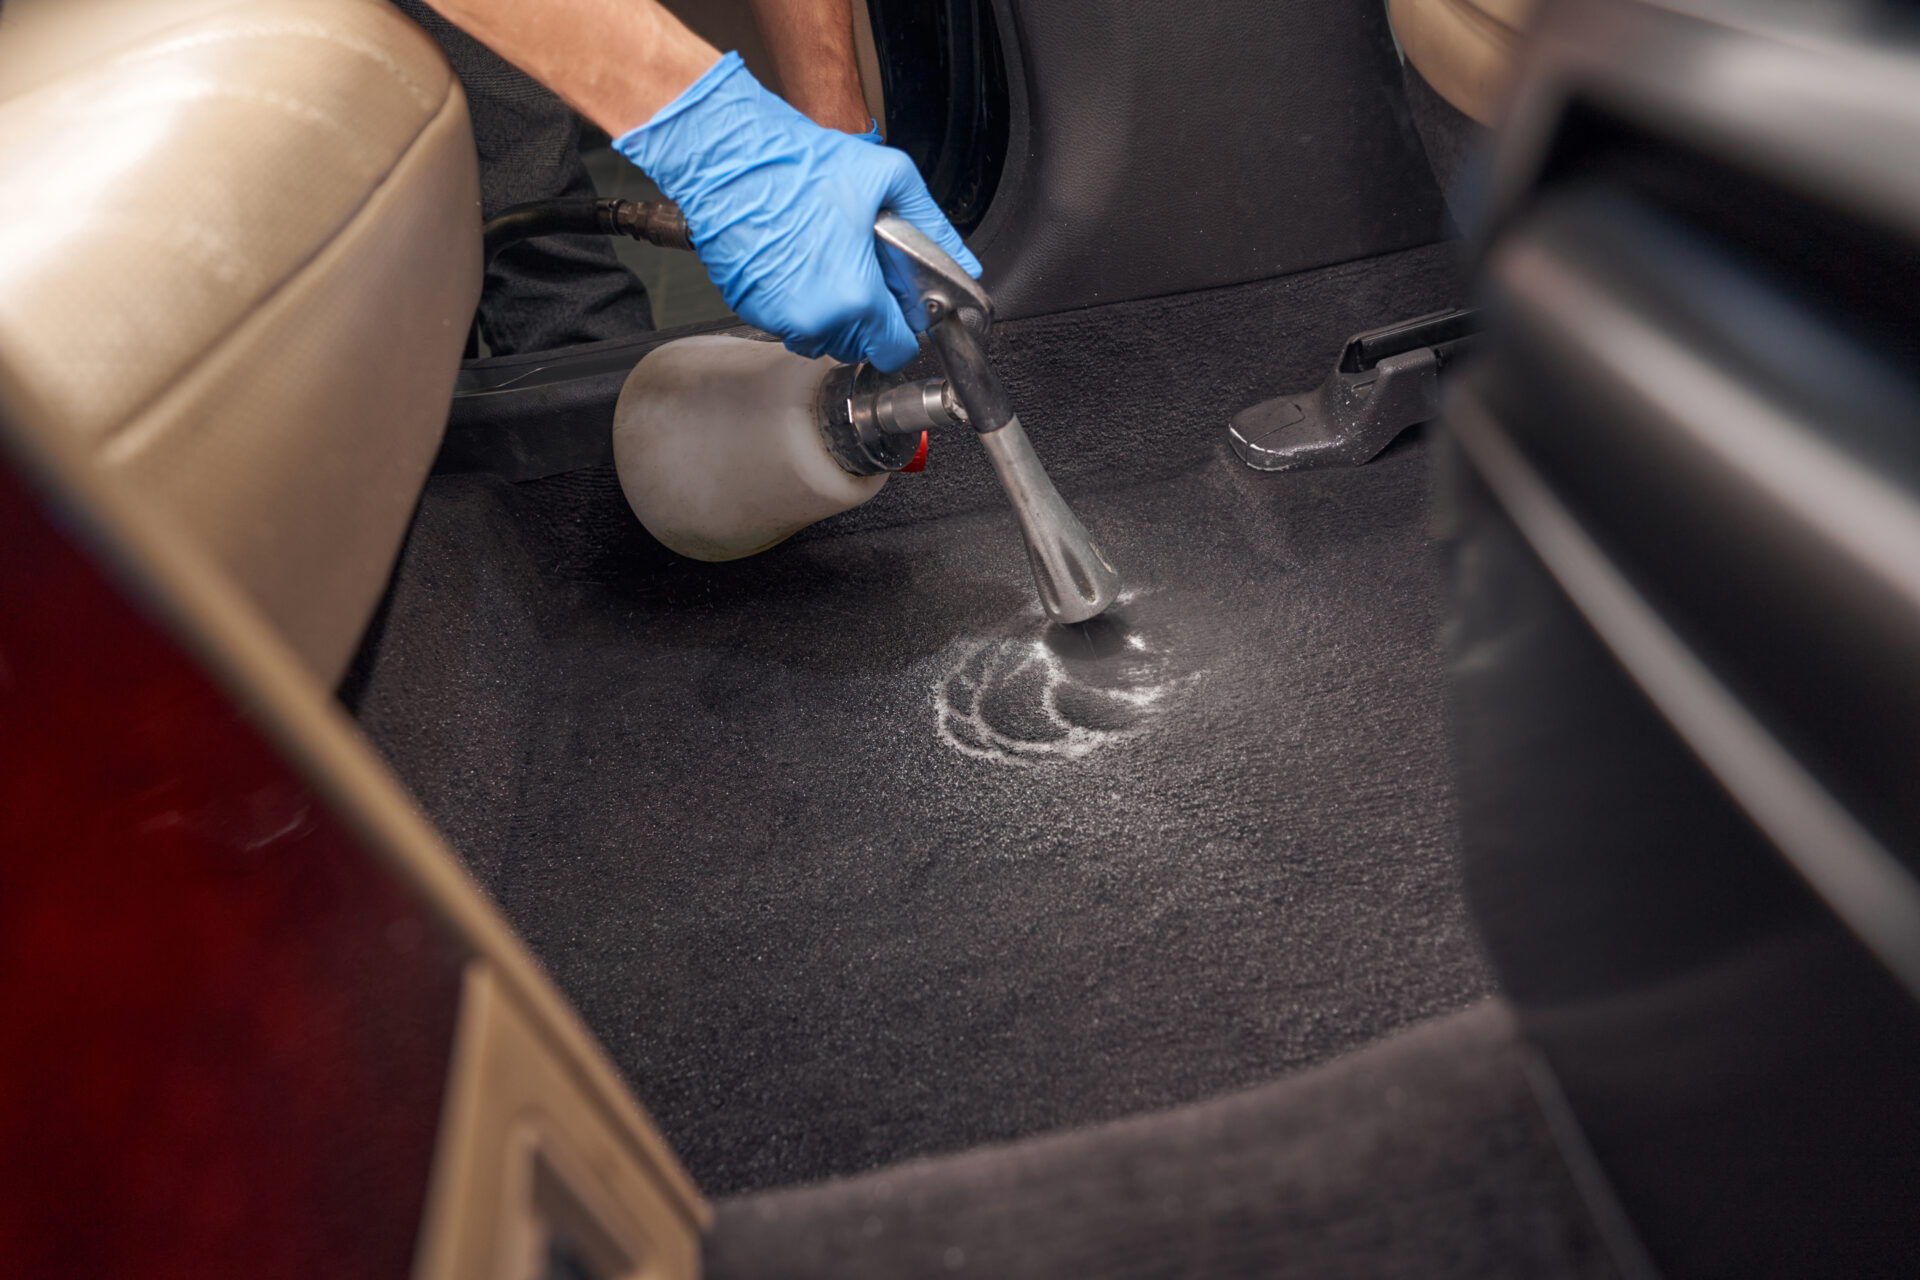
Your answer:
(391, 0), (655, 355)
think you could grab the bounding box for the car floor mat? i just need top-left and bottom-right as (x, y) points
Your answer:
(344, 240), (1490, 1195)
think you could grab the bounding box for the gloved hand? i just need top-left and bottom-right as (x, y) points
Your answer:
(616, 53), (981, 372)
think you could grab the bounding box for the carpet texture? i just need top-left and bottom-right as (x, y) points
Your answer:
(344, 242), (1492, 1195)
(704, 1000), (1618, 1279)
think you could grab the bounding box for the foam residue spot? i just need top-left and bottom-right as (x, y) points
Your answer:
(932, 603), (1200, 766)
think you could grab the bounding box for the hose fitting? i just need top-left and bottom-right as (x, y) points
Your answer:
(482, 197), (693, 263)
(818, 364), (966, 476)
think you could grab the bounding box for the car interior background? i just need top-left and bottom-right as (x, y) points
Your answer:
(1, 0), (1916, 1277)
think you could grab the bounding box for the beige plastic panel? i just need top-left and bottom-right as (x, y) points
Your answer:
(0, 4), (709, 1272)
(0, 6), (710, 1259)
(0, 359), (712, 1280)
(416, 964), (705, 1280)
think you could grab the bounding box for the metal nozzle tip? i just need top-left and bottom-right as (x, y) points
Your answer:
(976, 418), (1121, 624)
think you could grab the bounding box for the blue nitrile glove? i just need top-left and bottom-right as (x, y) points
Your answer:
(615, 53), (981, 372)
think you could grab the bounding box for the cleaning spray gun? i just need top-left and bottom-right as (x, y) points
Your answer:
(868, 214), (1121, 624)
(485, 200), (1120, 625)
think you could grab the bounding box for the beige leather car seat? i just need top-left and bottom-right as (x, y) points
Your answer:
(0, 0), (481, 683)
(1388, 0), (1537, 125)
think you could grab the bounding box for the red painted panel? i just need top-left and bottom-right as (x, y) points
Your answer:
(0, 459), (467, 1277)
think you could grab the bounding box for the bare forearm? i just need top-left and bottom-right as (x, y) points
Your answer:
(746, 0), (871, 132)
(422, 0), (722, 134)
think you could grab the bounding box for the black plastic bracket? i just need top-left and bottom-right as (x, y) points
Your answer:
(1228, 308), (1479, 471)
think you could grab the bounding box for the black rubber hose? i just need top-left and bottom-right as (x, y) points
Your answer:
(481, 197), (694, 262)
(481, 199), (603, 261)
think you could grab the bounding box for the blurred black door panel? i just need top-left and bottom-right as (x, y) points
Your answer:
(1447, 0), (1920, 1274)
(867, 0), (1008, 237)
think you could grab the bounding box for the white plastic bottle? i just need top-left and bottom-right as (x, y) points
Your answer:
(611, 335), (890, 561)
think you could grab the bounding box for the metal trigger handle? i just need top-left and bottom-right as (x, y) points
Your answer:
(874, 215), (1122, 625)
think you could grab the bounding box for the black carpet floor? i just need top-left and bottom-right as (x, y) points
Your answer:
(345, 241), (1496, 1196)
(704, 1000), (1619, 1280)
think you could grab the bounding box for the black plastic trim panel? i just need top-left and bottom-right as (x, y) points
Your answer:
(1449, 1), (1920, 1272)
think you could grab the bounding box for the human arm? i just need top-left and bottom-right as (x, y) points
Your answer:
(414, 0), (976, 370)
(745, 0), (872, 133)
(421, 0), (723, 137)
